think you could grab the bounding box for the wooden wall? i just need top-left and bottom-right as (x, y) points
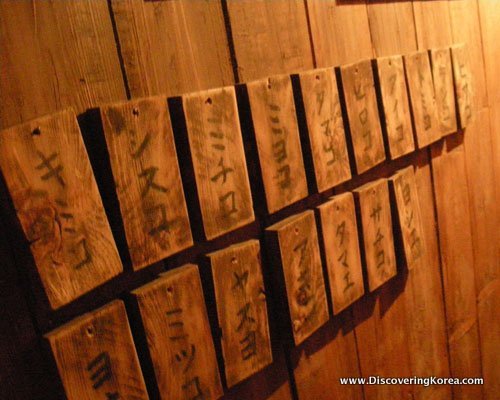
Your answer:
(0, 1), (498, 399)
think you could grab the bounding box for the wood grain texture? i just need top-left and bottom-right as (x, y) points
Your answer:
(100, 96), (193, 270)
(225, 0), (313, 81)
(45, 300), (148, 400)
(266, 210), (329, 345)
(0, 0), (126, 129)
(296, 68), (351, 192)
(0, 109), (122, 309)
(183, 87), (255, 240)
(246, 75), (308, 213)
(340, 59), (386, 174)
(132, 264), (223, 400)
(450, 44), (474, 129)
(403, 51), (441, 147)
(110, 0), (233, 98)
(208, 240), (273, 388)
(353, 179), (397, 292)
(375, 55), (415, 159)
(317, 193), (364, 314)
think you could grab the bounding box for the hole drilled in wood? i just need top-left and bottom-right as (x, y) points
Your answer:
(231, 256), (238, 264)
(32, 126), (41, 136)
(205, 97), (212, 105)
(132, 107), (140, 116)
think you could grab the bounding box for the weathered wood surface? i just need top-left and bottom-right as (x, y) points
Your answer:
(316, 193), (364, 314)
(100, 96), (193, 270)
(375, 55), (415, 159)
(450, 44), (474, 129)
(182, 87), (255, 240)
(45, 300), (148, 400)
(208, 240), (273, 388)
(132, 264), (223, 400)
(296, 68), (351, 192)
(340, 60), (385, 174)
(0, 109), (122, 309)
(266, 210), (329, 346)
(246, 75), (308, 213)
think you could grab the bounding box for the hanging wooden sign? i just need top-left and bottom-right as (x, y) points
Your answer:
(403, 51), (441, 147)
(295, 67), (351, 192)
(340, 59), (385, 174)
(375, 55), (415, 159)
(131, 264), (223, 400)
(389, 166), (426, 270)
(266, 210), (329, 345)
(100, 96), (193, 270)
(182, 87), (255, 240)
(0, 109), (122, 309)
(246, 74), (309, 213)
(208, 240), (273, 387)
(317, 193), (364, 314)
(354, 179), (397, 291)
(430, 48), (457, 137)
(45, 300), (148, 400)
(451, 43), (474, 129)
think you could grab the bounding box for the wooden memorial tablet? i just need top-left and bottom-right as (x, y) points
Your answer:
(208, 240), (273, 387)
(131, 264), (223, 400)
(182, 87), (255, 240)
(451, 44), (474, 129)
(317, 193), (364, 314)
(100, 96), (193, 270)
(246, 74), (309, 213)
(340, 59), (385, 174)
(0, 109), (122, 309)
(45, 300), (148, 400)
(296, 68), (351, 192)
(353, 179), (397, 291)
(266, 210), (329, 345)
(375, 55), (415, 159)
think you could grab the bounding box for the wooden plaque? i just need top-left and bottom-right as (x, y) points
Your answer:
(183, 87), (255, 240)
(403, 51), (441, 147)
(451, 44), (474, 129)
(354, 179), (397, 292)
(389, 166), (426, 270)
(208, 240), (273, 387)
(132, 264), (223, 400)
(246, 75), (308, 213)
(100, 96), (193, 270)
(0, 109), (122, 309)
(45, 300), (148, 400)
(266, 210), (329, 345)
(340, 59), (385, 174)
(317, 193), (364, 314)
(375, 55), (415, 159)
(297, 68), (351, 192)
(430, 48), (457, 137)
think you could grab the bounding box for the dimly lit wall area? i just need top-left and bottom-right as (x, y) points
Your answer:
(0, 1), (498, 399)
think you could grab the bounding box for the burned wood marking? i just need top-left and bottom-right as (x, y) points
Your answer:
(451, 44), (474, 129)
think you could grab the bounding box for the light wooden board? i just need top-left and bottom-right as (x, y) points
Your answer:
(375, 55), (415, 159)
(208, 240), (273, 388)
(45, 300), (148, 400)
(403, 51), (441, 147)
(430, 48), (458, 136)
(246, 75), (308, 213)
(225, 0), (313, 81)
(296, 68), (351, 192)
(353, 178), (397, 292)
(0, 109), (122, 309)
(132, 264), (223, 400)
(340, 60), (386, 174)
(450, 44), (474, 129)
(266, 210), (329, 345)
(316, 193), (364, 314)
(110, 0), (233, 97)
(389, 166), (426, 270)
(0, 0), (126, 129)
(100, 96), (193, 270)
(182, 87), (255, 240)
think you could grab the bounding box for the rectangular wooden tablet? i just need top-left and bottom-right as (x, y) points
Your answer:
(451, 44), (474, 129)
(0, 109), (122, 309)
(100, 96), (193, 270)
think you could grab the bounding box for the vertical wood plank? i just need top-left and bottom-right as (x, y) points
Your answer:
(450, 44), (475, 129)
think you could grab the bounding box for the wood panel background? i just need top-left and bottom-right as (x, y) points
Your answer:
(0, 1), (498, 399)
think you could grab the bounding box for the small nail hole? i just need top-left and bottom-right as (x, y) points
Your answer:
(231, 257), (238, 264)
(315, 75), (320, 81)
(205, 97), (212, 105)
(267, 78), (272, 89)
(86, 325), (94, 337)
(294, 228), (299, 235)
(32, 127), (41, 136)
(132, 108), (140, 116)
(167, 286), (173, 295)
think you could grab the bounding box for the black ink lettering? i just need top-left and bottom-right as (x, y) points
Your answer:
(316, 90), (325, 115)
(373, 228), (384, 247)
(73, 238), (92, 270)
(370, 204), (382, 223)
(236, 303), (256, 332)
(219, 191), (238, 216)
(210, 157), (234, 184)
(182, 376), (204, 400)
(337, 249), (348, 268)
(131, 132), (151, 159)
(354, 83), (366, 100)
(35, 151), (65, 187)
(275, 165), (291, 189)
(175, 344), (196, 373)
(240, 330), (257, 360)
(273, 139), (287, 163)
(139, 167), (168, 198)
(87, 352), (112, 390)
(145, 203), (170, 236)
(336, 221), (346, 246)
(233, 270), (249, 291)
(166, 308), (188, 341)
